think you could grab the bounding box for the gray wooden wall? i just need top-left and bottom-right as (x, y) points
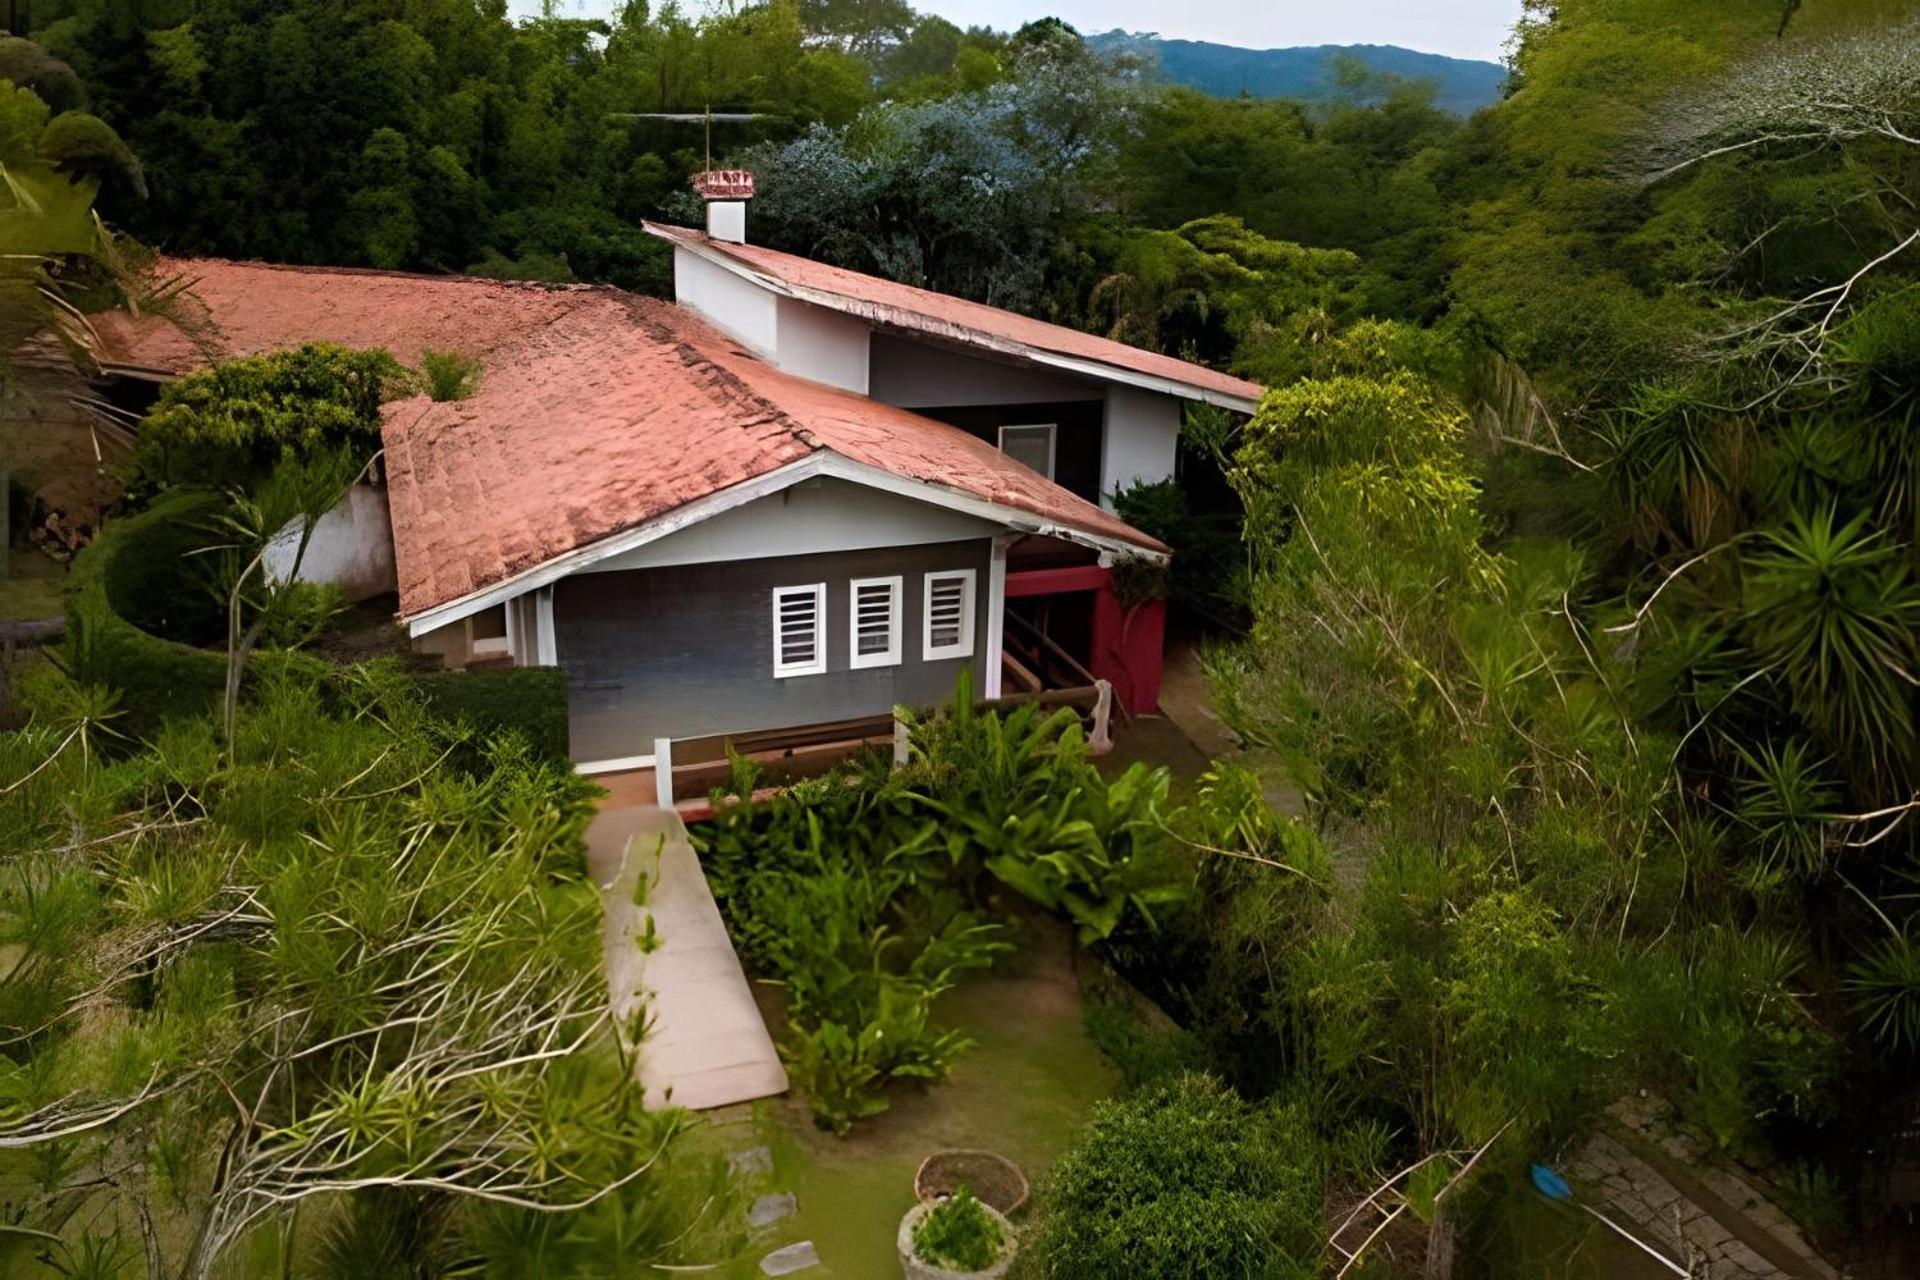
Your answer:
(553, 539), (991, 763)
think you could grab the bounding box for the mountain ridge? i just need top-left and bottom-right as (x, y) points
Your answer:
(1087, 31), (1509, 116)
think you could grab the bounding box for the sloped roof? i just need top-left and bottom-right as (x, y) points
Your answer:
(644, 221), (1266, 410)
(95, 259), (1165, 621)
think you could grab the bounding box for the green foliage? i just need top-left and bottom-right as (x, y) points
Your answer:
(1846, 934), (1920, 1055)
(414, 665), (572, 765)
(129, 344), (402, 496)
(693, 680), (1183, 1132)
(902, 676), (1188, 944)
(1033, 1074), (1324, 1280)
(912, 1186), (1005, 1272)
(0, 660), (702, 1275)
(59, 490), (231, 740)
(1113, 477), (1247, 627)
(418, 348), (482, 402)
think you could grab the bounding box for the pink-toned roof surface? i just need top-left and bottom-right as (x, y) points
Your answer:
(95, 259), (603, 374)
(99, 259), (1163, 618)
(644, 222), (1266, 407)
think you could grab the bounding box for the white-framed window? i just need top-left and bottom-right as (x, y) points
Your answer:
(997, 423), (1057, 479)
(467, 605), (511, 659)
(849, 575), (903, 669)
(922, 569), (976, 661)
(772, 583), (827, 678)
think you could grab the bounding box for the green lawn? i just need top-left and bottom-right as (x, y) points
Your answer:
(710, 911), (1117, 1277)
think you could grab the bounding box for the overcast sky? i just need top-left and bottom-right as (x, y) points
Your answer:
(509, 1), (1524, 63)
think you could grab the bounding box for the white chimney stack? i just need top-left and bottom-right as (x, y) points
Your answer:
(692, 170), (754, 244)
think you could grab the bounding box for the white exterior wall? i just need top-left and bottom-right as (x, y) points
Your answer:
(867, 332), (1095, 408)
(775, 296), (870, 394)
(581, 477), (1000, 574)
(1101, 385), (1183, 508)
(674, 250), (778, 357)
(263, 484), (397, 601)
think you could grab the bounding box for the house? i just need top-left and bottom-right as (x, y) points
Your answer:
(93, 186), (1263, 776)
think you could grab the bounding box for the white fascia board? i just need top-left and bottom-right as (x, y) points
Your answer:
(653, 231), (1261, 416)
(403, 450), (1167, 637)
(812, 454), (1169, 566)
(403, 456), (828, 636)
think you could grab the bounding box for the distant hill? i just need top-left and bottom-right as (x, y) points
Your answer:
(1088, 32), (1509, 116)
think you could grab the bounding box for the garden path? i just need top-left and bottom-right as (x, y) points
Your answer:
(587, 803), (789, 1111)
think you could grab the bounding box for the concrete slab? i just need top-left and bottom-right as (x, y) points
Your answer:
(759, 1241), (821, 1275)
(589, 804), (788, 1111)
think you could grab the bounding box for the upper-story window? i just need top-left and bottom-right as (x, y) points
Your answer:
(997, 424), (1056, 480)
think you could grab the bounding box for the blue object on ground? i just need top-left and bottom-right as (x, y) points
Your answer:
(1531, 1162), (1574, 1201)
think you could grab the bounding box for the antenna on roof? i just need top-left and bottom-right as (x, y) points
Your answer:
(612, 104), (761, 239)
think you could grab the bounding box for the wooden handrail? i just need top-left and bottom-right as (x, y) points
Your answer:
(1003, 610), (1131, 726)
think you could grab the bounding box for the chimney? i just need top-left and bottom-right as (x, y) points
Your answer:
(692, 169), (754, 244)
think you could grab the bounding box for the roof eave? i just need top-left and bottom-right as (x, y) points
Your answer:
(399, 451), (1166, 636)
(643, 222), (1264, 415)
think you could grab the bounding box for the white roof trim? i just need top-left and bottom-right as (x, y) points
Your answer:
(402, 452), (1165, 636)
(649, 228), (1262, 416)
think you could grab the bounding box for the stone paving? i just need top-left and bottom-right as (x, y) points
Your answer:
(1563, 1098), (1841, 1280)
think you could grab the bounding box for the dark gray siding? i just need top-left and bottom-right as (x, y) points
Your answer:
(555, 540), (992, 762)
(916, 401), (1105, 504)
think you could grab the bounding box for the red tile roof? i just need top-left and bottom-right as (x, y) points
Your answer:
(96, 259), (1165, 619)
(644, 222), (1266, 408)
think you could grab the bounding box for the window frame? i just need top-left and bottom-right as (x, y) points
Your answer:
(466, 605), (512, 660)
(771, 582), (828, 678)
(848, 575), (904, 670)
(997, 423), (1058, 480)
(922, 568), (977, 661)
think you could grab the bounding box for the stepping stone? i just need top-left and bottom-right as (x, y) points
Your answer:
(759, 1240), (820, 1275)
(729, 1145), (773, 1177)
(750, 1192), (797, 1227)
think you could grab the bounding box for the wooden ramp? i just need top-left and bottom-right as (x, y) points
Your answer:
(587, 805), (789, 1111)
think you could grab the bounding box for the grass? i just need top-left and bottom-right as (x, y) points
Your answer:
(0, 548), (64, 622)
(712, 909), (1118, 1277)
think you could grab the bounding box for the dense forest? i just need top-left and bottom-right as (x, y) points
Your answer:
(3, 0), (1919, 1275)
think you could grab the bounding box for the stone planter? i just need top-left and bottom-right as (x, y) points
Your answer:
(898, 1200), (1017, 1280)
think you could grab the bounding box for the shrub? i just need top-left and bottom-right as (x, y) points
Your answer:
(696, 759), (1008, 1133)
(60, 491), (231, 740)
(1033, 1074), (1323, 1280)
(418, 348), (482, 401)
(912, 1186), (1004, 1272)
(128, 344), (401, 496)
(413, 665), (571, 764)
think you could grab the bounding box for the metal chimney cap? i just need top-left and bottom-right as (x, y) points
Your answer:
(692, 169), (755, 201)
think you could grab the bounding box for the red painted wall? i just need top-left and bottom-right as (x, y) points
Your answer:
(1090, 582), (1165, 716)
(1003, 564), (1167, 715)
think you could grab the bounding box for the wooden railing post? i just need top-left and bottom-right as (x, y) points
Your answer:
(1089, 680), (1113, 755)
(653, 737), (674, 810)
(892, 711), (910, 770)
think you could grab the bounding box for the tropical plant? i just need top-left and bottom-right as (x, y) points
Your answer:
(912, 1185), (1005, 1272)
(0, 660), (726, 1278)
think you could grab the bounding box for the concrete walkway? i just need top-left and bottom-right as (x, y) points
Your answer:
(587, 804), (789, 1111)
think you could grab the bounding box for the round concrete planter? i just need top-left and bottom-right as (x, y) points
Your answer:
(898, 1200), (1017, 1280)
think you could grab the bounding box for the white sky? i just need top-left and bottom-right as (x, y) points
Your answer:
(919, 1), (1524, 61)
(508, 1), (1524, 63)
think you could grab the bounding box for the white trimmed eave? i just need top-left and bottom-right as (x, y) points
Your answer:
(401, 452), (1167, 637)
(646, 226), (1263, 416)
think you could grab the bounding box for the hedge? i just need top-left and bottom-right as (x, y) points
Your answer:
(65, 491), (231, 740)
(414, 665), (570, 764)
(68, 492), (569, 760)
